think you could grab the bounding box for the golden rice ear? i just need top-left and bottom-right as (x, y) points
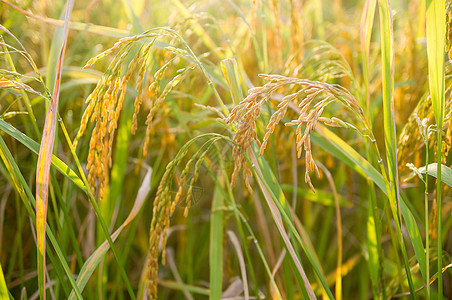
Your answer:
(76, 31), (196, 198)
(227, 74), (365, 192)
(305, 170), (315, 193)
(397, 89), (452, 168)
(146, 167), (172, 300)
(145, 136), (225, 299)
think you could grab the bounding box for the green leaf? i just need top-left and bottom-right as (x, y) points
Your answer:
(221, 58), (243, 106)
(0, 263), (8, 299)
(418, 163), (452, 187)
(313, 126), (385, 191)
(426, 0), (446, 127)
(360, 1), (382, 295)
(0, 119), (85, 190)
(281, 184), (350, 207)
(68, 168), (151, 299)
(250, 145), (331, 299)
(426, 0), (446, 296)
(0, 136), (83, 300)
(377, 0), (416, 296)
(209, 174), (224, 300)
(314, 125), (426, 287)
(36, 3), (73, 298)
(159, 280), (209, 296)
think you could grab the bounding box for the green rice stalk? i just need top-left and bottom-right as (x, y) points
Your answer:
(360, 0), (384, 297)
(209, 173), (224, 300)
(0, 136), (83, 300)
(426, 0), (446, 297)
(377, 0), (416, 296)
(0, 263), (7, 299)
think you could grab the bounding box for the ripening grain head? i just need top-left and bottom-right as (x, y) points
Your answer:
(226, 74), (365, 192)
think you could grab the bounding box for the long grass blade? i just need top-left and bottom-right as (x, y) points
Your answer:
(35, 1), (73, 299)
(377, 0), (400, 219)
(0, 119), (85, 190)
(360, 0), (377, 112)
(417, 163), (452, 187)
(0, 263), (8, 299)
(250, 150), (319, 299)
(313, 125), (427, 286)
(359, 3), (382, 292)
(252, 147), (321, 299)
(221, 58), (243, 106)
(209, 174), (224, 300)
(426, 0), (446, 125)
(313, 126), (385, 191)
(426, 0), (446, 297)
(0, 136), (83, 300)
(158, 280), (210, 296)
(205, 158), (282, 298)
(68, 167), (151, 299)
(58, 118), (137, 300)
(377, 0), (416, 296)
(227, 231), (249, 300)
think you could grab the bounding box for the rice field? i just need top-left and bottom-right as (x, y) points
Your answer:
(0, 0), (451, 299)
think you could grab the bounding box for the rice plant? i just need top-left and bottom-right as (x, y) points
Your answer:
(0, 0), (451, 299)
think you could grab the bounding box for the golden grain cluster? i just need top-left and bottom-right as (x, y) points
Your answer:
(73, 32), (194, 197)
(226, 74), (365, 192)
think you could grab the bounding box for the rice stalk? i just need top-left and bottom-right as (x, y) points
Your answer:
(35, 2), (73, 298)
(377, 0), (416, 296)
(0, 135), (83, 300)
(210, 173), (224, 300)
(426, 0), (446, 297)
(413, 113), (435, 299)
(359, 0), (384, 297)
